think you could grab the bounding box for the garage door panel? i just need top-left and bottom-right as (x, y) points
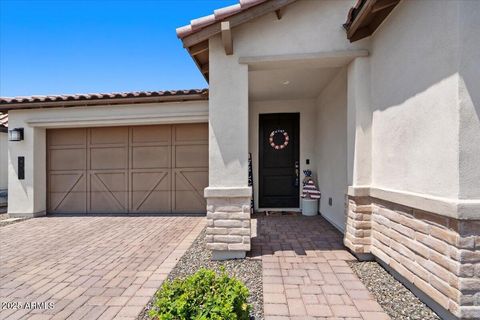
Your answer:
(48, 172), (87, 213)
(132, 146), (170, 169)
(174, 145), (208, 168)
(90, 147), (127, 170)
(90, 172), (127, 192)
(174, 191), (205, 212)
(174, 170), (208, 191)
(131, 191), (171, 213)
(49, 192), (87, 213)
(49, 149), (86, 171)
(132, 125), (171, 144)
(131, 171), (171, 213)
(49, 173), (86, 192)
(47, 128), (87, 147)
(173, 170), (207, 213)
(131, 171), (170, 190)
(174, 123), (208, 145)
(90, 191), (128, 213)
(90, 127), (128, 145)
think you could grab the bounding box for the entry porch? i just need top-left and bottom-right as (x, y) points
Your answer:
(205, 50), (371, 260)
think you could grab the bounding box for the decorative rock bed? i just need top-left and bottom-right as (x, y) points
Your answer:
(0, 213), (29, 227)
(349, 261), (440, 320)
(138, 229), (263, 320)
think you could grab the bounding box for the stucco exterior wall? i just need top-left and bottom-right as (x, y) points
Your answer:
(249, 99), (317, 210)
(345, 2), (480, 318)
(0, 132), (7, 190)
(316, 68), (348, 231)
(208, 0), (367, 212)
(370, 0), (460, 199)
(7, 100), (208, 217)
(458, 0), (480, 199)
(233, 0), (368, 57)
(208, 35), (249, 188)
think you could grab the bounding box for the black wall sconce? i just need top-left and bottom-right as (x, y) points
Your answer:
(8, 128), (24, 141)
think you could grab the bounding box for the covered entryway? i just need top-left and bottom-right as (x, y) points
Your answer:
(47, 123), (208, 214)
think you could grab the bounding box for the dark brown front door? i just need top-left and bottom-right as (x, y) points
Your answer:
(259, 113), (300, 208)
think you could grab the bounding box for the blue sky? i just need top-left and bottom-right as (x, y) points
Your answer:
(0, 0), (237, 97)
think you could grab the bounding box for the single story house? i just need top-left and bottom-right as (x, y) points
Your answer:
(0, 0), (478, 319)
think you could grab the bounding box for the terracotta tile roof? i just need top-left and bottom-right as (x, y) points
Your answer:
(176, 0), (267, 39)
(0, 89), (208, 111)
(0, 113), (7, 132)
(0, 89), (208, 104)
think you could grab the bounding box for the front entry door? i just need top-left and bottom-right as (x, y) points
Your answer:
(259, 113), (300, 208)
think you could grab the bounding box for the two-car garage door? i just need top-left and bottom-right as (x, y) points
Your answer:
(47, 124), (208, 214)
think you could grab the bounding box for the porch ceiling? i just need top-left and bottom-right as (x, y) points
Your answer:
(249, 66), (340, 101)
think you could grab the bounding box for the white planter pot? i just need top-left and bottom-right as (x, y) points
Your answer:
(301, 198), (318, 216)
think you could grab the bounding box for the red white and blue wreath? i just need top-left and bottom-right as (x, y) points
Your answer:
(269, 129), (290, 150)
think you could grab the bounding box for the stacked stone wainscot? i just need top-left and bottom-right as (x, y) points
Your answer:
(345, 196), (480, 320)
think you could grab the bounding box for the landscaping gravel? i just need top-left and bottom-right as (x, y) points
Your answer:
(349, 261), (440, 320)
(139, 229), (263, 320)
(0, 213), (29, 227)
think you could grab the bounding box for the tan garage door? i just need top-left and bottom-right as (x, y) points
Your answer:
(47, 124), (208, 214)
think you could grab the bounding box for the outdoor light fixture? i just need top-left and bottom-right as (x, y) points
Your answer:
(8, 128), (24, 141)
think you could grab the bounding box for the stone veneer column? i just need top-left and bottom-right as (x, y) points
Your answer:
(204, 188), (251, 260)
(344, 196), (480, 319)
(344, 195), (373, 255)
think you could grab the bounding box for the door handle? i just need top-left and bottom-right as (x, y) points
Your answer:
(294, 160), (299, 187)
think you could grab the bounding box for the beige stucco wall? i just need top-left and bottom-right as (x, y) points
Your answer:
(207, 0), (367, 197)
(233, 0), (368, 57)
(370, 0), (461, 198)
(458, 0), (480, 199)
(365, 0), (480, 218)
(347, 57), (372, 188)
(7, 100), (208, 216)
(208, 35), (249, 189)
(316, 68), (348, 231)
(249, 99), (317, 210)
(209, 0), (479, 221)
(0, 132), (7, 190)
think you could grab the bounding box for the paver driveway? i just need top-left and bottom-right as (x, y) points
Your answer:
(0, 215), (205, 320)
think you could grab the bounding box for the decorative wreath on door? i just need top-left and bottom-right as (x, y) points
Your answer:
(269, 129), (290, 150)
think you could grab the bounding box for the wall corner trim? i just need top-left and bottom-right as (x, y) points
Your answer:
(348, 185), (480, 220)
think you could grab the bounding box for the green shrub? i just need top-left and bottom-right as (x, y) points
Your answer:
(149, 268), (251, 320)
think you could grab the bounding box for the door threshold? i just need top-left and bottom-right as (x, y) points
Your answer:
(257, 208), (300, 212)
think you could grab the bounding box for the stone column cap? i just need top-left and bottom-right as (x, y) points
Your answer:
(204, 186), (252, 198)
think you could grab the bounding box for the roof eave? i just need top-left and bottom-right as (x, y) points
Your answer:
(345, 0), (400, 42)
(0, 92), (208, 112)
(178, 0), (298, 82)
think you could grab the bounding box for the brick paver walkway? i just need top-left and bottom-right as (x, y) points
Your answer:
(251, 214), (390, 320)
(0, 215), (204, 320)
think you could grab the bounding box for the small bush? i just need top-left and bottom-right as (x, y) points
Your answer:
(149, 268), (251, 320)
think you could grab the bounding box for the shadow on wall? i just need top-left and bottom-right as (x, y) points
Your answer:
(370, 0), (460, 113)
(366, 0), (480, 199)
